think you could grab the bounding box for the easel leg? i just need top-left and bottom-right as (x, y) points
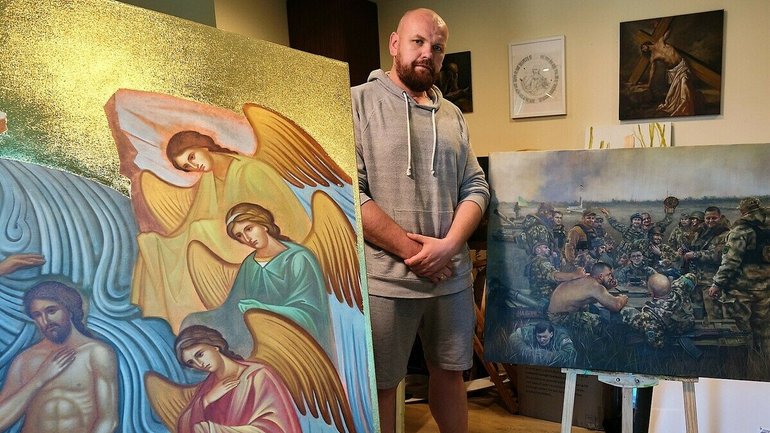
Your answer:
(560, 370), (577, 433)
(682, 381), (699, 433)
(622, 387), (633, 433)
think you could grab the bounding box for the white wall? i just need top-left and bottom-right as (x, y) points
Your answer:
(375, 0), (770, 154)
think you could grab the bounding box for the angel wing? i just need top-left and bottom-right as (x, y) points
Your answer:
(139, 171), (199, 235)
(243, 103), (351, 189)
(302, 190), (363, 311)
(144, 372), (200, 432)
(187, 240), (241, 309)
(245, 309), (357, 433)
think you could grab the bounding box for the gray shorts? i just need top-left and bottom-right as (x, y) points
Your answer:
(368, 287), (475, 389)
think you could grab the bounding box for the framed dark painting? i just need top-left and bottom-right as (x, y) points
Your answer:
(439, 51), (473, 113)
(619, 10), (724, 120)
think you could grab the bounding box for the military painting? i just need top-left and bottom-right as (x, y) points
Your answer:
(483, 144), (770, 382)
(0, 1), (376, 432)
(619, 10), (724, 120)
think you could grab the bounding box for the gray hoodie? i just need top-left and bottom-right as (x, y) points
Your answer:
(352, 69), (489, 298)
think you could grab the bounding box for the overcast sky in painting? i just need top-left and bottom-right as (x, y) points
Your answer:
(490, 144), (770, 204)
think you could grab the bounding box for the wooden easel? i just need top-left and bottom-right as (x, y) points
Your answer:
(559, 369), (699, 433)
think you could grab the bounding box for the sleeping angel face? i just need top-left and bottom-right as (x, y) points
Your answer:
(180, 343), (225, 374)
(165, 130), (236, 173)
(172, 147), (214, 173)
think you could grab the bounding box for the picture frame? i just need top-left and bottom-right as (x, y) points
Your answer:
(439, 51), (474, 113)
(509, 35), (566, 119)
(619, 10), (724, 120)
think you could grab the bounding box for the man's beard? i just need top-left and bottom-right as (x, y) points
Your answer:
(44, 322), (72, 344)
(395, 54), (438, 93)
(601, 277), (618, 290)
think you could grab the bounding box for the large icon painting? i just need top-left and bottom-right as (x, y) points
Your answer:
(0, 1), (375, 432)
(484, 144), (770, 382)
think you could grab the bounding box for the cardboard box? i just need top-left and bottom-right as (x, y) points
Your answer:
(517, 365), (606, 430)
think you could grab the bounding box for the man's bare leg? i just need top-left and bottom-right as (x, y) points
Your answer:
(378, 386), (397, 433)
(427, 362), (468, 433)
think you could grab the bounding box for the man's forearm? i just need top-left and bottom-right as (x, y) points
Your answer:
(361, 200), (421, 259)
(443, 200), (484, 253)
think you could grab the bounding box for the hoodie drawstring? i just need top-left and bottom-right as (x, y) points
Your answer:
(402, 91), (438, 177)
(403, 92), (412, 176)
(430, 107), (437, 176)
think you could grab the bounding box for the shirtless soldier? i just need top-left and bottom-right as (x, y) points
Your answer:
(0, 281), (118, 433)
(548, 262), (629, 333)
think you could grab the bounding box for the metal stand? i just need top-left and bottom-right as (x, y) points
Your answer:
(560, 369), (699, 433)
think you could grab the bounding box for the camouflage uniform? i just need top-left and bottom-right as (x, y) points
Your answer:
(508, 323), (577, 366)
(526, 255), (559, 301)
(712, 207), (770, 357)
(607, 216), (647, 257)
(614, 263), (656, 286)
(548, 310), (601, 335)
(632, 237), (679, 270)
(688, 226), (729, 321)
(515, 215), (556, 253)
(621, 274), (696, 348)
(668, 224), (690, 251)
(646, 212), (674, 237)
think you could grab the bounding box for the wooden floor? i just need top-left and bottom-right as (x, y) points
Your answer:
(404, 386), (594, 433)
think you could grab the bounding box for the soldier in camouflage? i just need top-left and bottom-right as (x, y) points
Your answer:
(683, 206), (729, 322)
(515, 204), (559, 266)
(667, 212), (692, 251)
(526, 242), (585, 303)
(639, 227), (679, 272)
(622, 273), (696, 348)
(708, 197), (770, 377)
(685, 211), (705, 251)
(508, 321), (577, 366)
(614, 248), (657, 286)
(601, 209), (647, 259)
(641, 211), (674, 236)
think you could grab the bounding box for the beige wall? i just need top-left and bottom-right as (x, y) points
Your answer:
(215, 0), (289, 45)
(375, 0), (770, 154)
(214, 1), (770, 154)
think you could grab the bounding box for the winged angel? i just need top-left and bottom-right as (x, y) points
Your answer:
(106, 89), (361, 332)
(147, 310), (358, 433)
(106, 90), (373, 433)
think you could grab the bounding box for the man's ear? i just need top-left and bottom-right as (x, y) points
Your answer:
(388, 32), (399, 57)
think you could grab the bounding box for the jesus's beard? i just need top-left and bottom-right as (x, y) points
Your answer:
(44, 323), (72, 344)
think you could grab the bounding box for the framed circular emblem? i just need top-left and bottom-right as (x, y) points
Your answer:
(509, 36), (566, 119)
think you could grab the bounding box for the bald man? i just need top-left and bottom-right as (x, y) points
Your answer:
(621, 273), (696, 348)
(352, 8), (489, 433)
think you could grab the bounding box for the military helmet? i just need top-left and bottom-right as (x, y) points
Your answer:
(532, 241), (549, 254)
(739, 197), (762, 215)
(689, 211), (705, 221)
